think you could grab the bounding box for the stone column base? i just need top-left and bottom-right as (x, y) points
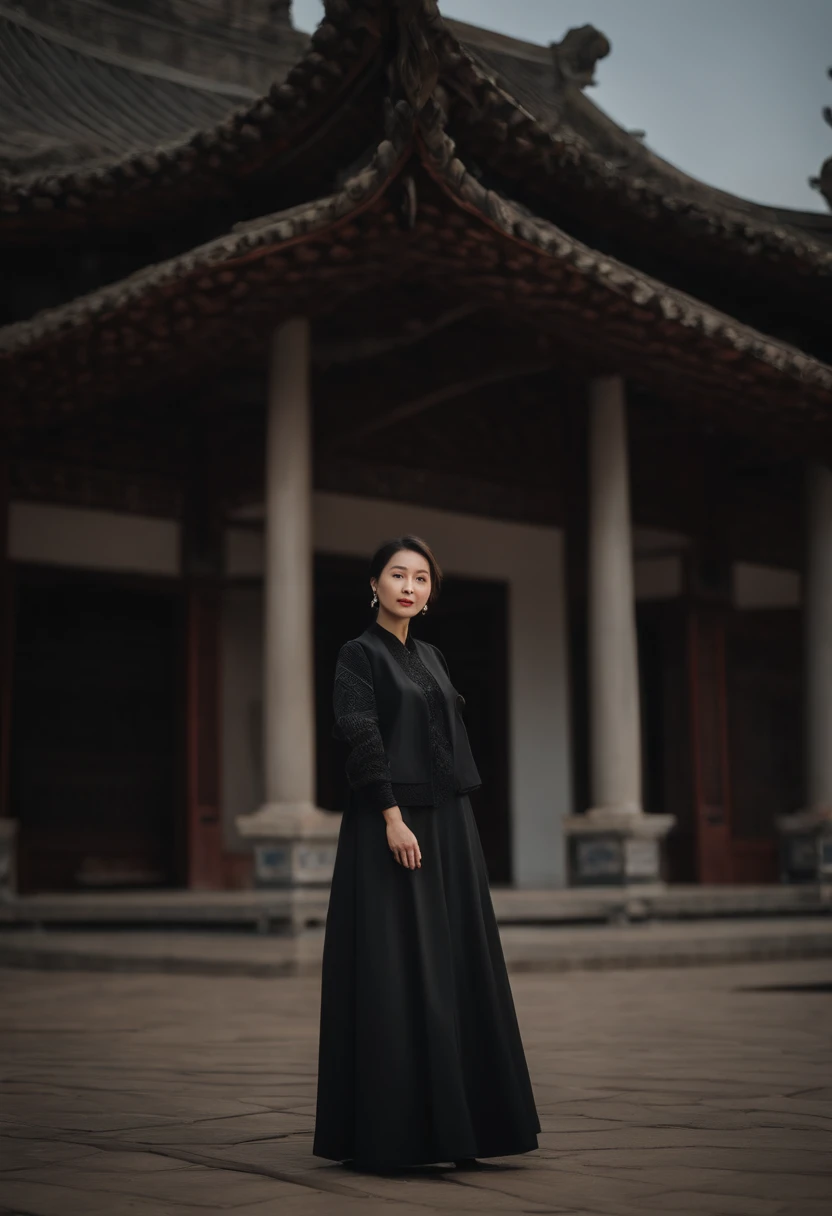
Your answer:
(776, 807), (832, 883)
(0, 819), (17, 901)
(563, 809), (676, 886)
(236, 802), (342, 888)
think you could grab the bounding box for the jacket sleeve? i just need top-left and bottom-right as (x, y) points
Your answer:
(332, 640), (397, 813)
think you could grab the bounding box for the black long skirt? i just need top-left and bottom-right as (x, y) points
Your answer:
(313, 791), (540, 1169)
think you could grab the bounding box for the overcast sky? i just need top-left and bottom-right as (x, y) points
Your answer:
(293, 0), (831, 213)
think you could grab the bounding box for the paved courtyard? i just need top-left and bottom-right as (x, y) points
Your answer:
(0, 958), (830, 1216)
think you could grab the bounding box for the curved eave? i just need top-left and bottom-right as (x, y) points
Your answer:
(2, 111), (831, 444)
(0, 113), (415, 424)
(0, 0), (389, 236)
(416, 119), (832, 420)
(439, 19), (832, 282)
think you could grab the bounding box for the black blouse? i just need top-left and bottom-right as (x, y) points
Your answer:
(333, 620), (480, 812)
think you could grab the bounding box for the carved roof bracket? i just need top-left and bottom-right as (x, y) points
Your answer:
(394, 0), (442, 116)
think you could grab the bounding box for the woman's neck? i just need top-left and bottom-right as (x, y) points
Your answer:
(375, 608), (409, 646)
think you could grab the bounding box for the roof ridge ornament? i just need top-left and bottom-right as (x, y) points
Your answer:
(395, 0), (441, 114)
(551, 24), (611, 90)
(808, 67), (832, 212)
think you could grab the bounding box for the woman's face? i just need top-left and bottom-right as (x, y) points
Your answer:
(372, 549), (432, 621)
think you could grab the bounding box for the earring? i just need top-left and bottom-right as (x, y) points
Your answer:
(422, 604), (428, 614)
(371, 592), (378, 608)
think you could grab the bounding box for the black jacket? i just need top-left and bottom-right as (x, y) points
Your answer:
(332, 622), (482, 811)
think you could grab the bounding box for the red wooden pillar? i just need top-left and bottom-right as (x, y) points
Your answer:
(184, 581), (225, 888)
(0, 446), (13, 820)
(687, 599), (734, 884)
(684, 439), (736, 886)
(0, 445), (17, 896)
(182, 426), (226, 889)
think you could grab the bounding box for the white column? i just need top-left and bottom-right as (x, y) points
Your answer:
(587, 375), (642, 816)
(805, 463), (832, 813)
(563, 376), (673, 886)
(776, 463), (832, 880)
(262, 317), (316, 813)
(237, 319), (339, 881)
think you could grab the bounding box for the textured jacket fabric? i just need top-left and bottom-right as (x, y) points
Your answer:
(332, 620), (482, 812)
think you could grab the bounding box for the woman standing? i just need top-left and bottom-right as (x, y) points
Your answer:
(313, 535), (540, 1171)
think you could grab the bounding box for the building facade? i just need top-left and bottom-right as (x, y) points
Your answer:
(1, 0), (831, 895)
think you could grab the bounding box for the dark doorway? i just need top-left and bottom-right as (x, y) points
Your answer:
(314, 554), (511, 883)
(636, 602), (800, 885)
(725, 608), (801, 883)
(570, 599), (695, 883)
(12, 570), (180, 893)
(637, 601), (695, 883)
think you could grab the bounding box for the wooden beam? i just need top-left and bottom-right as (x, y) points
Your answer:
(0, 444), (11, 824)
(350, 361), (555, 441)
(314, 302), (486, 368)
(316, 454), (563, 526)
(184, 582), (225, 891)
(316, 320), (563, 452)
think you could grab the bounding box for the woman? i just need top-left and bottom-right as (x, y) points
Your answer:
(313, 534), (540, 1171)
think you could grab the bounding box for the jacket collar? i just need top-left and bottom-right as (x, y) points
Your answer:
(368, 619), (417, 653)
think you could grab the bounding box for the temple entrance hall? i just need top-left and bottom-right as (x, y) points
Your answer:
(1, 0), (831, 896)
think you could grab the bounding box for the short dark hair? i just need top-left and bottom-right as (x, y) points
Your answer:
(368, 535), (443, 608)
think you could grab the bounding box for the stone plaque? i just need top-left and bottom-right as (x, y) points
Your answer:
(624, 837), (660, 881)
(0, 820), (17, 900)
(253, 841), (338, 887)
(820, 837), (832, 876)
(787, 835), (819, 877)
(254, 845), (291, 885)
(575, 835), (622, 879)
(295, 844), (338, 883)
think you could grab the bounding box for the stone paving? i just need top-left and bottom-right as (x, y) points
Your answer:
(0, 958), (830, 1216)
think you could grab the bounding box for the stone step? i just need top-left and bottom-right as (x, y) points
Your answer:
(1, 916), (831, 979)
(1, 883), (830, 933)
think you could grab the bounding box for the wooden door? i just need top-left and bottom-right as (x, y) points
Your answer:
(634, 602), (734, 884)
(636, 602), (695, 883)
(725, 609), (801, 883)
(688, 609), (734, 883)
(12, 571), (179, 892)
(185, 583), (224, 889)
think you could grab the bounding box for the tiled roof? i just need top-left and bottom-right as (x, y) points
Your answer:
(0, 11), (254, 176)
(1, 101), (830, 434)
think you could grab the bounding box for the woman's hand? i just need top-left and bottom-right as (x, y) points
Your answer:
(382, 807), (422, 870)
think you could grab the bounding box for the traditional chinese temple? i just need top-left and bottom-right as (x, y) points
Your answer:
(2, 0), (831, 896)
